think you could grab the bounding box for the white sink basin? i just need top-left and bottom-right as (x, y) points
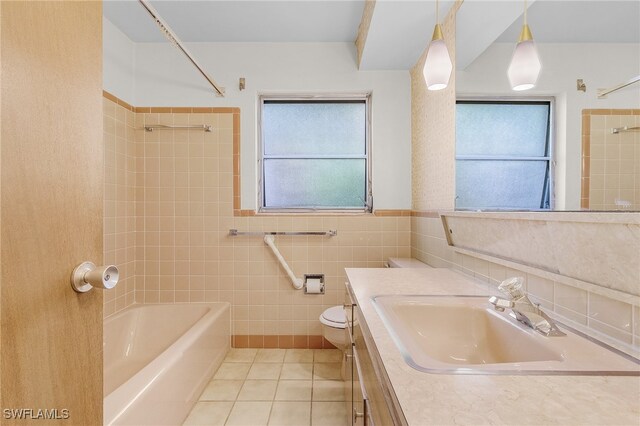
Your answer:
(373, 295), (640, 375)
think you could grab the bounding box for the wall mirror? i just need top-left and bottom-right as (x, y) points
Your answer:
(455, 0), (639, 211)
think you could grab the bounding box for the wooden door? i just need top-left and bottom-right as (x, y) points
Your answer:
(1, 2), (103, 424)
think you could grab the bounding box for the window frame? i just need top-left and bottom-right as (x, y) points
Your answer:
(455, 96), (556, 211)
(257, 93), (373, 213)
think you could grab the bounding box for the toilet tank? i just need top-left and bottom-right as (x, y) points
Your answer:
(386, 257), (431, 268)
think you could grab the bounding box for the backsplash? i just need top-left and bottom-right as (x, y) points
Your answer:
(411, 213), (639, 355)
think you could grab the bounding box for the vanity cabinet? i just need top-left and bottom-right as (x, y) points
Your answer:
(344, 284), (404, 426)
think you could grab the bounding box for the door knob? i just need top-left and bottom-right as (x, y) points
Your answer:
(71, 262), (119, 293)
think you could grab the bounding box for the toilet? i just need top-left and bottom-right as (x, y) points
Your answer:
(319, 305), (348, 380)
(318, 258), (430, 353)
(319, 305), (347, 350)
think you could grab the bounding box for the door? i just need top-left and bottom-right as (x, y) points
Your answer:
(1, 2), (103, 425)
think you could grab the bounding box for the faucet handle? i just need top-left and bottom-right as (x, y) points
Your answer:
(489, 296), (514, 312)
(498, 277), (526, 299)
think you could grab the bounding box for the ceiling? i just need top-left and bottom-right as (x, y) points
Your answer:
(496, 0), (640, 44)
(103, 0), (366, 42)
(103, 0), (640, 71)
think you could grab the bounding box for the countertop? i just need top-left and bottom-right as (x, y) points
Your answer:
(345, 267), (640, 426)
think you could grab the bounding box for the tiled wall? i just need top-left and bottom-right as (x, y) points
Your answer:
(411, 215), (640, 354)
(581, 109), (640, 210)
(103, 96), (137, 316)
(103, 95), (412, 346)
(410, 1), (461, 211)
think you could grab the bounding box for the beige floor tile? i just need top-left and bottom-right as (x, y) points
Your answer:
(268, 402), (311, 426)
(312, 380), (345, 401)
(280, 363), (313, 380)
(200, 380), (244, 401)
(214, 363), (252, 380)
(247, 363), (283, 380)
(182, 401), (233, 426)
(313, 363), (342, 380)
(224, 348), (258, 363)
(255, 348), (286, 363)
(284, 349), (314, 363)
(226, 401), (272, 426)
(237, 380), (278, 401)
(275, 380), (312, 401)
(311, 402), (349, 426)
(314, 349), (342, 363)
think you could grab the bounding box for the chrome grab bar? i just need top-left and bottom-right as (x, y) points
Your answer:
(229, 229), (337, 237)
(144, 124), (212, 132)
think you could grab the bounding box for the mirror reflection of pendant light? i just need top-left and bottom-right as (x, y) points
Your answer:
(507, 0), (541, 91)
(422, 0), (452, 91)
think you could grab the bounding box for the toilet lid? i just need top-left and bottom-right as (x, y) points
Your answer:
(320, 306), (346, 328)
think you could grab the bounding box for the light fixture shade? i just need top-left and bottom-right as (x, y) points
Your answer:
(507, 25), (541, 91)
(423, 25), (452, 91)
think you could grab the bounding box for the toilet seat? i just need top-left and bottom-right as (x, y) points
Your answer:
(319, 306), (346, 329)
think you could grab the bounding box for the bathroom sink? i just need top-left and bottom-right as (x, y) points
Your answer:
(372, 295), (640, 375)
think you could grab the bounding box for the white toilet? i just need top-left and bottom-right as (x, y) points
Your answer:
(319, 305), (348, 380)
(318, 259), (430, 379)
(319, 305), (347, 350)
(318, 258), (430, 351)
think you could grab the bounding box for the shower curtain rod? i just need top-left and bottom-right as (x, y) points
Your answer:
(138, 0), (225, 97)
(597, 75), (640, 99)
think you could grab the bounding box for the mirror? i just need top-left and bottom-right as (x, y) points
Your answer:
(455, 0), (640, 211)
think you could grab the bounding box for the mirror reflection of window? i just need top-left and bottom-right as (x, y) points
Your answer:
(455, 100), (553, 210)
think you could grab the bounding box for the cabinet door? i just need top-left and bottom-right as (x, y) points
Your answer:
(345, 341), (355, 425)
(352, 346), (368, 426)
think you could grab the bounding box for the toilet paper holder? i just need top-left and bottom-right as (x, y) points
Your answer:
(303, 274), (325, 294)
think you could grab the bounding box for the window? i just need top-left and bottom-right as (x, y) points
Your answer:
(455, 99), (553, 210)
(259, 95), (371, 212)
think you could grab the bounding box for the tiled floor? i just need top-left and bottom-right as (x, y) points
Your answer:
(183, 348), (349, 426)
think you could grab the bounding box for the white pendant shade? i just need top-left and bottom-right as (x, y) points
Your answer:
(423, 37), (452, 91)
(508, 25), (541, 91)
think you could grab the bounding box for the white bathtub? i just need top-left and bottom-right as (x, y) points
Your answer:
(104, 303), (230, 425)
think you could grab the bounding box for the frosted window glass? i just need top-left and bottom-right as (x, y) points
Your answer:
(264, 159), (366, 208)
(456, 160), (548, 209)
(456, 103), (549, 156)
(263, 102), (366, 156)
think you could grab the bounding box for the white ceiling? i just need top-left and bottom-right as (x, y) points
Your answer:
(103, 0), (640, 71)
(496, 0), (640, 44)
(103, 0), (366, 43)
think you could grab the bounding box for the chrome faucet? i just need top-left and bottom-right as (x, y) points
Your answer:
(489, 277), (565, 337)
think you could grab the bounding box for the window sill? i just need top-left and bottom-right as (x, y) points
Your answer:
(257, 209), (371, 216)
(235, 209), (411, 217)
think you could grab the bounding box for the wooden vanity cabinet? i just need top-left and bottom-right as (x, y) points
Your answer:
(344, 283), (404, 426)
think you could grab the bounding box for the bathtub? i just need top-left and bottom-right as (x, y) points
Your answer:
(104, 303), (230, 425)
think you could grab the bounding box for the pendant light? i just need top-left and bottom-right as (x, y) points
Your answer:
(507, 0), (541, 91)
(422, 0), (452, 91)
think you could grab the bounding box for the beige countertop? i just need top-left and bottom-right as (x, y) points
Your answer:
(345, 267), (640, 426)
